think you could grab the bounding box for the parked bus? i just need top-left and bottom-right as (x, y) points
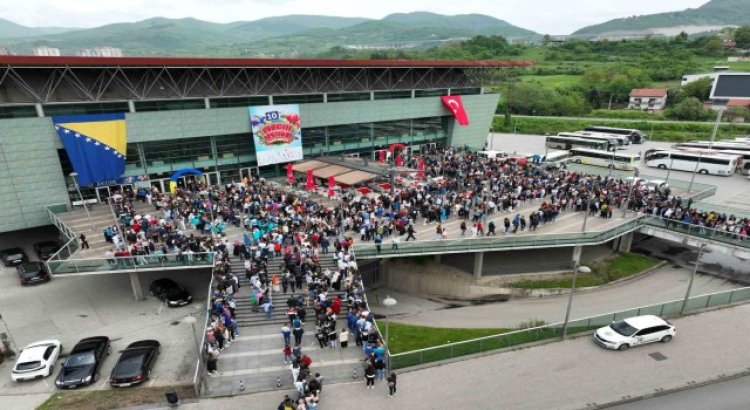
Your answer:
(543, 150), (571, 168)
(558, 132), (622, 150)
(545, 135), (610, 151)
(645, 149), (737, 176)
(673, 141), (750, 153)
(584, 126), (647, 144)
(578, 131), (631, 149)
(672, 147), (750, 175)
(568, 148), (641, 171)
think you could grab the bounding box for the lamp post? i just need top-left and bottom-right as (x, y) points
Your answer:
(70, 172), (95, 231)
(382, 296), (397, 374)
(680, 243), (705, 315)
(561, 198), (590, 339)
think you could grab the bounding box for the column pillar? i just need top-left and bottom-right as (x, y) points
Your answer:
(204, 97), (211, 109)
(127, 100), (136, 113)
(433, 255), (441, 264)
(129, 271), (144, 301)
(571, 245), (583, 269)
(34, 103), (44, 117)
(323, 93), (328, 103)
(473, 252), (484, 279)
(618, 232), (633, 253)
(611, 237), (620, 250)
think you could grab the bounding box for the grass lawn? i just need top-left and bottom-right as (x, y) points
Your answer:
(520, 74), (582, 88)
(37, 385), (196, 410)
(387, 322), (511, 354)
(509, 252), (661, 289)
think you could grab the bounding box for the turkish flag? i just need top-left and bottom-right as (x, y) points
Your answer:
(441, 95), (470, 126)
(305, 170), (315, 191)
(286, 163), (294, 185)
(328, 176), (335, 198)
(418, 159), (425, 180)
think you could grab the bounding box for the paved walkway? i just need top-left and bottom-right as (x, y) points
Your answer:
(176, 302), (750, 410)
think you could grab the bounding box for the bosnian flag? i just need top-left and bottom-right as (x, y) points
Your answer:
(441, 95), (470, 126)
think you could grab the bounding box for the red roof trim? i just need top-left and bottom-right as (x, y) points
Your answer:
(0, 55), (536, 68)
(629, 88), (668, 98)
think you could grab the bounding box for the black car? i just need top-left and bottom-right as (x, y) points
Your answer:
(1, 248), (28, 267)
(149, 278), (192, 306)
(55, 336), (111, 389)
(33, 241), (61, 260)
(16, 262), (51, 286)
(109, 340), (161, 387)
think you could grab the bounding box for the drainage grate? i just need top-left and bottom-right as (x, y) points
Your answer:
(649, 352), (668, 361)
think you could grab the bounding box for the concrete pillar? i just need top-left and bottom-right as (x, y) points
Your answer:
(34, 103), (44, 117)
(434, 254), (441, 264)
(204, 97), (211, 109)
(268, 95), (274, 105)
(572, 245), (583, 268)
(618, 232), (634, 253)
(370, 91), (375, 101)
(410, 89), (416, 99)
(127, 100), (136, 113)
(473, 252), (484, 279)
(129, 271), (144, 301)
(323, 93), (328, 103)
(611, 237), (620, 250)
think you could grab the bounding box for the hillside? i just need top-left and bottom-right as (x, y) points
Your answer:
(0, 18), (74, 39)
(574, 0), (750, 35)
(0, 12), (537, 57)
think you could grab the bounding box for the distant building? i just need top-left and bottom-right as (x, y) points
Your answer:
(33, 46), (61, 56)
(628, 89), (668, 111)
(76, 47), (123, 57)
(681, 66), (733, 86)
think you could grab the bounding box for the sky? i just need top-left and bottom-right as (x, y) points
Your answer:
(0, 0), (712, 34)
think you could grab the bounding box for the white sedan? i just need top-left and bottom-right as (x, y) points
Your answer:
(593, 315), (675, 351)
(11, 340), (62, 382)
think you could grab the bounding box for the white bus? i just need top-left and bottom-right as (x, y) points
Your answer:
(545, 135), (610, 151)
(569, 148), (641, 171)
(584, 126), (647, 144)
(543, 150), (571, 168)
(645, 150), (737, 176)
(673, 147), (750, 175)
(578, 131), (631, 149)
(558, 132), (621, 150)
(673, 141), (750, 153)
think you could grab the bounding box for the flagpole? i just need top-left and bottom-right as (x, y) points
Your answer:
(70, 172), (95, 231)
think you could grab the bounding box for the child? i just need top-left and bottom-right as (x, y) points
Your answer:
(283, 344), (293, 364)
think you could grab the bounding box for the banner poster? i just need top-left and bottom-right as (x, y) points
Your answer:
(249, 104), (303, 166)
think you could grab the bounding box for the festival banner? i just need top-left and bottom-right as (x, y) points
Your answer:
(249, 104), (303, 166)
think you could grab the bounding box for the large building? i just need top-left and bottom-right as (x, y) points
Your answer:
(0, 55), (531, 233)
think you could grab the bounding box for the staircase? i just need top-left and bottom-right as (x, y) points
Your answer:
(232, 254), (346, 327)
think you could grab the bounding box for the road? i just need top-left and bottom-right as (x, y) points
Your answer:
(496, 114), (750, 127)
(609, 375), (750, 410)
(487, 133), (750, 205)
(373, 264), (739, 328)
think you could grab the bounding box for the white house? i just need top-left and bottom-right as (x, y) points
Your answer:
(628, 89), (668, 111)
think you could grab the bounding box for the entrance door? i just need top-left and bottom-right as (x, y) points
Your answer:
(96, 186), (111, 202)
(150, 179), (165, 193)
(240, 167), (256, 180)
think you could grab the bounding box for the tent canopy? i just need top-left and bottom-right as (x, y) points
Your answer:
(171, 168), (204, 181)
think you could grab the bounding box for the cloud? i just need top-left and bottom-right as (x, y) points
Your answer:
(0, 0), (711, 34)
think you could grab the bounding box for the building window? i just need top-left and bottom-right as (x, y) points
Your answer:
(214, 133), (255, 164)
(209, 96), (269, 109)
(141, 136), (213, 170)
(0, 105), (38, 119)
(415, 89), (448, 98)
(374, 90), (412, 100)
(134, 99), (206, 112)
(326, 92), (371, 102)
(125, 143), (142, 172)
(43, 101), (130, 116)
(450, 88), (482, 96)
(273, 94), (324, 104)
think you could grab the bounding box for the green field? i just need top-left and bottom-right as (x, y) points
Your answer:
(387, 322), (510, 354)
(520, 75), (583, 88)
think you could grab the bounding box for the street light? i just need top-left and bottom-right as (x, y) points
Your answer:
(382, 295), (397, 374)
(680, 243), (705, 315)
(70, 172), (95, 231)
(562, 198), (591, 339)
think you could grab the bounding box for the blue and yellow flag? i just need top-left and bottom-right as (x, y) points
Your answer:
(53, 113), (127, 186)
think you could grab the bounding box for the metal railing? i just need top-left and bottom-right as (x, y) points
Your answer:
(356, 217), (645, 258)
(47, 252), (214, 274)
(641, 215), (750, 249)
(46, 204), (80, 264)
(388, 285), (750, 370)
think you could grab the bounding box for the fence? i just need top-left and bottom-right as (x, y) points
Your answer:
(47, 252), (214, 274)
(388, 285), (750, 370)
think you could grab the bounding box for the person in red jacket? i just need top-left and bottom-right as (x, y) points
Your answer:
(331, 295), (342, 316)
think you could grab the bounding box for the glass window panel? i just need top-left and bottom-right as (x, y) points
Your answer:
(450, 88), (482, 96)
(326, 92), (371, 102)
(374, 90), (412, 100)
(273, 94), (324, 104)
(210, 96), (269, 108)
(43, 102), (130, 116)
(415, 89), (448, 97)
(134, 99), (205, 112)
(0, 105), (38, 119)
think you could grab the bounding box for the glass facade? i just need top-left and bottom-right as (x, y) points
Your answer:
(140, 136), (213, 173)
(0, 105), (37, 119)
(43, 102), (130, 116)
(210, 96), (269, 109)
(273, 94), (325, 104)
(415, 89), (448, 97)
(134, 99), (206, 112)
(326, 92), (371, 103)
(374, 90), (412, 100)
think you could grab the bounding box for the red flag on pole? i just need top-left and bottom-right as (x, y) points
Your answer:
(305, 170), (315, 191)
(379, 150), (385, 163)
(286, 163), (294, 185)
(418, 159), (425, 180)
(441, 95), (470, 126)
(328, 176), (335, 198)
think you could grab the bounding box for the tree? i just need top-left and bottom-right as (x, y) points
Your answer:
(735, 26), (750, 49)
(665, 97), (710, 121)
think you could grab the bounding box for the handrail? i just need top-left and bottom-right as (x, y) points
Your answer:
(46, 252), (215, 274)
(641, 215), (750, 248)
(46, 204), (79, 269)
(194, 252), (219, 396)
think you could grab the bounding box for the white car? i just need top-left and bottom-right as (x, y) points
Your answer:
(593, 315), (675, 351)
(11, 340), (62, 382)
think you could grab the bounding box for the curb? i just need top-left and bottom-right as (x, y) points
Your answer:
(589, 368), (750, 409)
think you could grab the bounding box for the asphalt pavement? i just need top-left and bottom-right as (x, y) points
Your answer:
(608, 374), (750, 410)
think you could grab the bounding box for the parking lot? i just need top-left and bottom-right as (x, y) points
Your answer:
(0, 234), (210, 408)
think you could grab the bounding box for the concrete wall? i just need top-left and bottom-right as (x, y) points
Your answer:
(0, 118), (71, 231)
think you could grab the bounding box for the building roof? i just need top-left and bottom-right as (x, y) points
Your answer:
(630, 88), (668, 98)
(0, 55), (536, 69)
(727, 99), (750, 107)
